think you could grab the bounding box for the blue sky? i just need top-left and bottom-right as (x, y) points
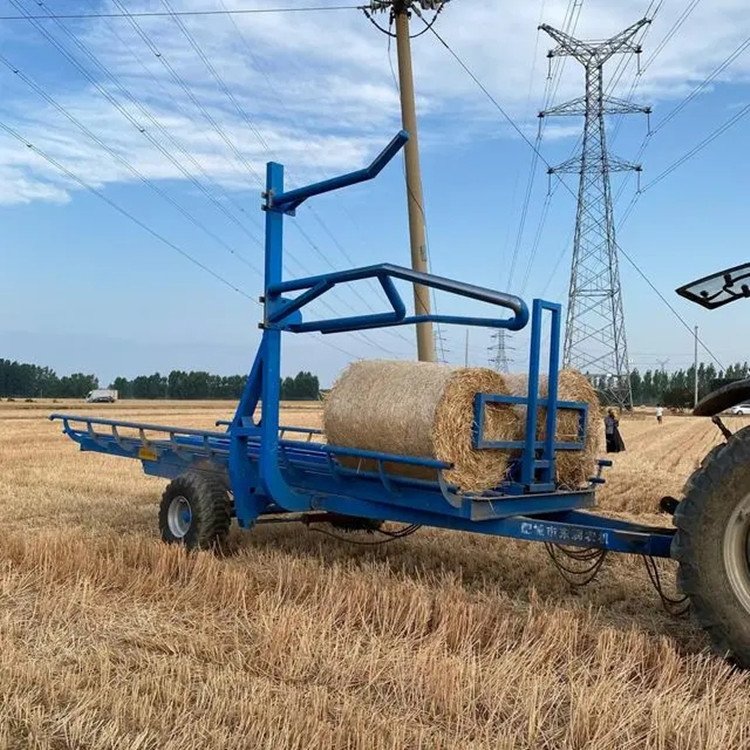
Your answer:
(0, 0), (749, 387)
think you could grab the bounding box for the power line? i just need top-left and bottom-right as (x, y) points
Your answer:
(102, 0), (405, 357)
(5, 7), (373, 362)
(8, 1), (267, 271)
(425, 24), (555, 173)
(0, 130), (365, 366)
(614, 244), (724, 370)
(643, 107), (750, 191)
(0, 55), (266, 282)
(213, 0), (412, 350)
(612, 26), (749, 214)
(156, 0), (407, 355)
(513, 1), (584, 294)
(620, 99), (750, 203)
(653, 35), (750, 135)
(0, 6), (365, 21)
(641, 0), (702, 74)
(0, 117), (255, 300)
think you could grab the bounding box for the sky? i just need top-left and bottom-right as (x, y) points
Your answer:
(0, 0), (749, 387)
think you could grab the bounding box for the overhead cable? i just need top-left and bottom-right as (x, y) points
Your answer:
(0, 6), (365, 21)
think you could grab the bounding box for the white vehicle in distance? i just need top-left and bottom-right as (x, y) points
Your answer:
(730, 404), (750, 415)
(85, 389), (118, 404)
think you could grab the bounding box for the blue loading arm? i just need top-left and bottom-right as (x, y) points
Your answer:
(268, 130), (409, 215)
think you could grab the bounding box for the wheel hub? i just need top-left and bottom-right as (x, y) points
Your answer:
(723, 493), (750, 614)
(167, 495), (192, 539)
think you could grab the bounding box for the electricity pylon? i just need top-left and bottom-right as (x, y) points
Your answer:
(539, 18), (651, 408)
(489, 329), (512, 373)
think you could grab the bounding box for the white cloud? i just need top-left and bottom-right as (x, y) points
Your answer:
(0, 0), (746, 205)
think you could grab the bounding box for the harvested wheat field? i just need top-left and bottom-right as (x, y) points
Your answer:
(1, 400), (750, 749)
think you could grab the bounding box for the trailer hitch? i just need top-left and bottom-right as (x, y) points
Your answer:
(712, 414), (733, 441)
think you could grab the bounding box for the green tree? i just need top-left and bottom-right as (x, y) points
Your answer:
(110, 377), (133, 398)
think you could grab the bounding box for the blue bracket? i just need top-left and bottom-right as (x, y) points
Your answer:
(473, 394), (587, 451)
(469, 299), (581, 493)
(267, 130), (409, 215)
(265, 263), (529, 334)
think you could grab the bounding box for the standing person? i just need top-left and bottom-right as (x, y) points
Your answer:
(604, 408), (626, 453)
(656, 403), (663, 425)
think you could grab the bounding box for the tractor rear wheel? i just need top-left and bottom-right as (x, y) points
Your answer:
(681, 442), (726, 495)
(159, 470), (232, 551)
(673, 426), (750, 667)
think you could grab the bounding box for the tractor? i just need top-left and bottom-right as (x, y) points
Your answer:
(664, 263), (750, 666)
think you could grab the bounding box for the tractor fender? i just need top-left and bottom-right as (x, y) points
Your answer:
(693, 377), (750, 416)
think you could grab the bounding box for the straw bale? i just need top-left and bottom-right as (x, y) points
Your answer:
(322, 360), (520, 493)
(506, 369), (603, 488)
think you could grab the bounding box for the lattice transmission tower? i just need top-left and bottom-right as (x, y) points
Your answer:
(489, 329), (512, 373)
(540, 19), (651, 407)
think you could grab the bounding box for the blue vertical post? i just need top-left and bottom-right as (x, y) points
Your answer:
(543, 302), (562, 484)
(522, 300), (543, 486)
(258, 162), (285, 491)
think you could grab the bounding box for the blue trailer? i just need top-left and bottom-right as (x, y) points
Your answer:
(52, 131), (727, 655)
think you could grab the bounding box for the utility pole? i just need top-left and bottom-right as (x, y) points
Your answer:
(539, 18), (651, 409)
(367, 0), (450, 362)
(464, 329), (469, 367)
(694, 325), (699, 408)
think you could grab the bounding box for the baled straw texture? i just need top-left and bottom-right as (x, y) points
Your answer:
(506, 369), (603, 488)
(323, 360), (519, 493)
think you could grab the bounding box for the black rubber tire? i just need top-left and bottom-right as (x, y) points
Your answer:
(681, 442), (726, 495)
(159, 470), (232, 550)
(672, 425), (750, 667)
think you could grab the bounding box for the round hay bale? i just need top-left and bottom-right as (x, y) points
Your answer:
(505, 369), (603, 488)
(555, 370), (603, 487)
(322, 360), (520, 493)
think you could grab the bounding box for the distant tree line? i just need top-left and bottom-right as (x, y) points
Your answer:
(0, 359), (320, 400)
(0, 359), (98, 398)
(111, 370), (319, 400)
(580, 362), (748, 408)
(4, 355), (746, 407)
(626, 361), (749, 408)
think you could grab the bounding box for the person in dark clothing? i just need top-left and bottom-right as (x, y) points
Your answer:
(604, 408), (626, 453)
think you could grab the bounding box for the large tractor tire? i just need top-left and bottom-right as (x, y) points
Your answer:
(672, 426), (750, 667)
(681, 442), (727, 496)
(159, 470), (232, 551)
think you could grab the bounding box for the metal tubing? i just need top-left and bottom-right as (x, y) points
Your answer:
(522, 302), (544, 485)
(255, 161), (299, 512)
(268, 263), (529, 334)
(269, 130), (408, 213)
(321, 443), (449, 469)
(49, 413), (227, 439)
(543, 301), (562, 485)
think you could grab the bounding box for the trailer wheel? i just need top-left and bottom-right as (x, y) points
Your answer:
(672, 426), (750, 667)
(159, 470), (232, 550)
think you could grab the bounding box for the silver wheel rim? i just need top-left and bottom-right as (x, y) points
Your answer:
(723, 492), (750, 614)
(167, 495), (192, 539)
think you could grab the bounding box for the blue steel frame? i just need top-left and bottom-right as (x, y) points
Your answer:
(49, 130), (677, 560)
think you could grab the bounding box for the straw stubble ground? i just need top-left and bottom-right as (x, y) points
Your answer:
(1, 400), (749, 749)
